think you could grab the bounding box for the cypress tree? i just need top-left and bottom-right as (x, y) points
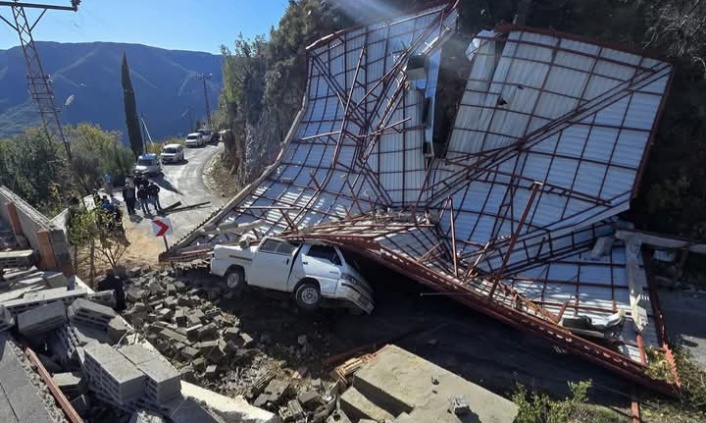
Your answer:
(121, 52), (143, 156)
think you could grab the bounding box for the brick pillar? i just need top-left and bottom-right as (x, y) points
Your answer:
(37, 229), (58, 270)
(6, 202), (23, 237)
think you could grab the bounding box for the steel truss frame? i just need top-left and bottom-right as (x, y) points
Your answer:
(0, 1), (78, 160)
(165, 1), (677, 394)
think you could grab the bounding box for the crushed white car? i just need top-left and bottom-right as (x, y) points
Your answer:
(210, 237), (374, 313)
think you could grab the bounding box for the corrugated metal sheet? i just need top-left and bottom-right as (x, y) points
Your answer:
(172, 4), (674, 370)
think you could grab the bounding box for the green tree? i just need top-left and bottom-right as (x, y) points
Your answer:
(121, 52), (144, 157)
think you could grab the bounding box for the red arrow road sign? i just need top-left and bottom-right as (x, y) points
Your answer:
(151, 218), (173, 237)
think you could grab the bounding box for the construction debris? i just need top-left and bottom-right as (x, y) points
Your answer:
(17, 300), (67, 336)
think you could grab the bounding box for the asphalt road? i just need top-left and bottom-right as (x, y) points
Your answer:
(658, 289), (706, 370)
(116, 143), (226, 245)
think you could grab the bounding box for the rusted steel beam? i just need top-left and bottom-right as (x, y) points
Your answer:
(25, 345), (84, 423)
(488, 181), (542, 300)
(448, 197), (459, 278)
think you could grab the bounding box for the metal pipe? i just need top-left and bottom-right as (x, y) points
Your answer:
(487, 181), (542, 300)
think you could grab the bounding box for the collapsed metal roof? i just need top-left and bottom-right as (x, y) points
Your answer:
(168, 1), (676, 392)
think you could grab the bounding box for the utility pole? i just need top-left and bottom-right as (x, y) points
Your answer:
(0, 1), (81, 161)
(194, 72), (212, 129)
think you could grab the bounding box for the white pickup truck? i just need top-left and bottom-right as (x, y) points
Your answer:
(210, 237), (374, 313)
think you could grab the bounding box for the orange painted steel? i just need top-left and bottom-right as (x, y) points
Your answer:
(25, 345), (84, 423)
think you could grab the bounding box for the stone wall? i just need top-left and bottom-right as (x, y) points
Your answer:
(0, 185), (73, 275)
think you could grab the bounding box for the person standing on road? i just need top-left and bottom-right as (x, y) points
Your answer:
(122, 183), (136, 215)
(147, 181), (162, 212)
(137, 184), (151, 215)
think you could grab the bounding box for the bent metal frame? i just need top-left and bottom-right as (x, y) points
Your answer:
(164, 1), (678, 394)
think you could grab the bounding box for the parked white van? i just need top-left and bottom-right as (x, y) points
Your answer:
(185, 132), (204, 148)
(160, 143), (185, 164)
(210, 237), (374, 313)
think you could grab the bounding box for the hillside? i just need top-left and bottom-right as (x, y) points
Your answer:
(0, 42), (223, 142)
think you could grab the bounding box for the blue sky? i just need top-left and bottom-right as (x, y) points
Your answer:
(0, 0), (289, 54)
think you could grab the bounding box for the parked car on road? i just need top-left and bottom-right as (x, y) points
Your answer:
(185, 132), (204, 148)
(210, 237), (374, 313)
(133, 153), (162, 176)
(198, 129), (214, 144)
(160, 143), (185, 164)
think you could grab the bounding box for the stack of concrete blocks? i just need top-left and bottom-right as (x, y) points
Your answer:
(2, 287), (87, 315)
(49, 324), (85, 365)
(84, 343), (147, 412)
(16, 300), (66, 336)
(0, 304), (14, 332)
(118, 344), (182, 412)
(68, 298), (117, 331)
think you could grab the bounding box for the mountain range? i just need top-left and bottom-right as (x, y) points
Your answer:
(0, 42), (223, 143)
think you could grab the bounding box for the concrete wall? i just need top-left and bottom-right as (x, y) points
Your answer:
(0, 186), (74, 275)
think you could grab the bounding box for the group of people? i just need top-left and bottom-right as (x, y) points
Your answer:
(121, 174), (163, 215)
(91, 191), (125, 236)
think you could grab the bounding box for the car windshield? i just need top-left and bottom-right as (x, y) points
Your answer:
(163, 147), (178, 154)
(137, 159), (156, 166)
(186, 135), (198, 140)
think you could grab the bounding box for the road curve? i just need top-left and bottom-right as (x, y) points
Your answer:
(124, 143), (227, 245)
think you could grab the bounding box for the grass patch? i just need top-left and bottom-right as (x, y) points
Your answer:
(512, 380), (628, 423)
(642, 346), (706, 422)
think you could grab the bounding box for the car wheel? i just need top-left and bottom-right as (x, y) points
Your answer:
(295, 281), (321, 311)
(225, 267), (245, 292)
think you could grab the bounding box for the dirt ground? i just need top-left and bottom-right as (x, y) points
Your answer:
(75, 222), (164, 286)
(203, 151), (240, 199)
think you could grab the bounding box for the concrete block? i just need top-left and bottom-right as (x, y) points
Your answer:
(173, 281), (186, 292)
(350, 345), (518, 423)
(73, 322), (113, 345)
(17, 300), (66, 336)
(71, 394), (91, 414)
(185, 324), (202, 341)
(83, 343), (146, 404)
(197, 323), (218, 340)
(87, 290), (116, 308)
(181, 346), (200, 361)
(68, 298), (117, 333)
(53, 371), (87, 396)
(119, 344), (182, 405)
(108, 316), (129, 343)
(223, 327), (240, 341)
(174, 310), (186, 326)
(160, 328), (188, 344)
(44, 272), (68, 288)
(263, 379), (291, 405)
(298, 390), (322, 409)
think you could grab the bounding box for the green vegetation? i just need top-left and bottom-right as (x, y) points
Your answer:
(0, 123), (134, 215)
(512, 380), (627, 423)
(67, 205), (128, 273)
(121, 52), (144, 157)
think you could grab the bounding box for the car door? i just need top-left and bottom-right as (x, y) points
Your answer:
(301, 244), (342, 296)
(249, 239), (297, 291)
